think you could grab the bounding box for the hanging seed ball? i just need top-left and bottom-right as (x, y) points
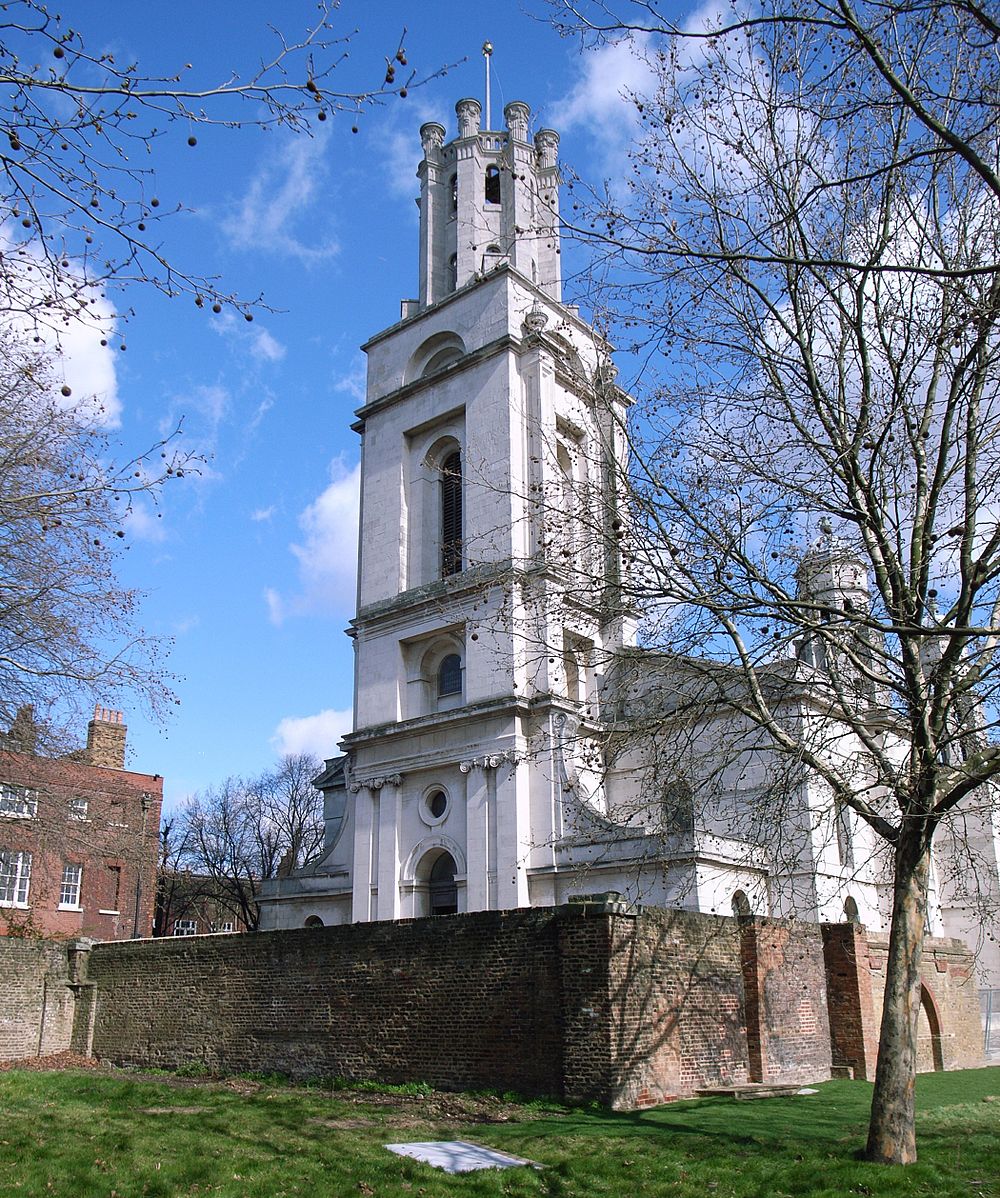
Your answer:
(317, 109), (327, 121)
(351, 125), (359, 134)
(187, 136), (197, 146)
(60, 385), (72, 397)
(53, 45), (65, 58)
(212, 302), (222, 314)
(150, 197), (160, 208)
(137, 222), (145, 231)
(244, 312), (254, 322)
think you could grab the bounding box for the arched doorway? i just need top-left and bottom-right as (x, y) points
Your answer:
(427, 851), (458, 916)
(916, 984), (944, 1072)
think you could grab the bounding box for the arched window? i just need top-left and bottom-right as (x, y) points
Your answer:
(732, 890), (752, 918)
(485, 165), (501, 205)
(449, 173), (457, 212)
(843, 896), (860, 924)
(448, 253), (458, 292)
(438, 653), (462, 697)
(304, 915), (324, 928)
(440, 451), (463, 576)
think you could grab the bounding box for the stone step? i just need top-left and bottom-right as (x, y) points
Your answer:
(695, 1084), (806, 1101)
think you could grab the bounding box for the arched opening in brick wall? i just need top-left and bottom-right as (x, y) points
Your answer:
(917, 983), (944, 1072)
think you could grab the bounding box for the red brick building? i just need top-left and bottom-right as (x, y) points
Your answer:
(0, 706), (162, 940)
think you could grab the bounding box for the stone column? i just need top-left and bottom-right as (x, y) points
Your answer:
(350, 784), (376, 922)
(462, 756), (507, 911)
(494, 755), (531, 909)
(376, 776), (403, 921)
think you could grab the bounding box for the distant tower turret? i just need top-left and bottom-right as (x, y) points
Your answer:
(796, 529), (875, 685)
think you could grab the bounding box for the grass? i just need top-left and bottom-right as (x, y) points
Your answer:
(0, 1066), (996, 1197)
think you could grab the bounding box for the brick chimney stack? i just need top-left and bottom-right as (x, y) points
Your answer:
(86, 705), (127, 769)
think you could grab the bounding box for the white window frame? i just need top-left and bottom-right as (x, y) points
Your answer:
(58, 863), (83, 910)
(0, 850), (32, 906)
(0, 783), (38, 819)
(173, 919), (198, 936)
(68, 796), (89, 821)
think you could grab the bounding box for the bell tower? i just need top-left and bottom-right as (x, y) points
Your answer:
(258, 89), (634, 930)
(416, 98), (562, 307)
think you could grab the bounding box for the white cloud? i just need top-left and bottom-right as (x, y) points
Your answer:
(251, 327), (286, 362)
(251, 505), (276, 523)
(378, 98), (449, 197)
(266, 457), (361, 624)
(223, 129), (340, 264)
(122, 501), (167, 543)
(271, 706), (353, 758)
(210, 309), (286, 366)
(550, 32), (655, 178)
(333, 356), (366, 403)
(0, 233), (121, 427)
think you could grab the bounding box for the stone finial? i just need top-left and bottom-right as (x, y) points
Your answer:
(504, 100), (531, 142)
(456, 97), (482, 138)
(595, 359), (619, 387)
(535, 128), (560, 169)
(419, 121), (446, 157)
(522, 301), (549, 336)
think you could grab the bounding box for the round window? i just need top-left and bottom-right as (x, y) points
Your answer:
(420, 788), (449, 825)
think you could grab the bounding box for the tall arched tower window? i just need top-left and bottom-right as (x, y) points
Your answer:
(441, 451), (463, 576)
(485, 164), (501, 205)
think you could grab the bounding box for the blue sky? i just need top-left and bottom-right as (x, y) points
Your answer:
(41, 1), (677, 813)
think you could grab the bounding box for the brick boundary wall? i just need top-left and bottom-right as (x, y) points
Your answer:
(76, 901), (832, 1105)
(0, 907), (984, 1106)
(0, 937), (88, 1060)
(866, 933), (984, 1072)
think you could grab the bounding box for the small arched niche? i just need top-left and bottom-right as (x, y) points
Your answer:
(404, 331), (467, 385)
(732, 890), (752, 919)
(303, 915), (324, 928)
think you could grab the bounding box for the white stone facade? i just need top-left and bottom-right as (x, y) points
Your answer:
(256, 96), (1000, 988)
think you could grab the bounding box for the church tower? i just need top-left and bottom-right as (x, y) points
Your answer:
(258, 92), (634, 927)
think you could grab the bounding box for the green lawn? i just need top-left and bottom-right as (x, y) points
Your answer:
(0, 1066), (996, 1197)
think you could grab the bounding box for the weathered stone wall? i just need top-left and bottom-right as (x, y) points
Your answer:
(0, 938), (79, 1060)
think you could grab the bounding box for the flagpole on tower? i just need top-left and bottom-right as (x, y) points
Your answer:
(483, 40), (493, 130)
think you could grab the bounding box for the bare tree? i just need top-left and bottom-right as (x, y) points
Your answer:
(0, 1), (451, 330)
(175, 755), (324, 931)
(0, 4), (454, 735)
(547, 0), (1000, 1165)
(0, 334), (192, 738)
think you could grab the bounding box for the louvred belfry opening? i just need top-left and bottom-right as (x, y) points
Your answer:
(441, 450), (463, 576)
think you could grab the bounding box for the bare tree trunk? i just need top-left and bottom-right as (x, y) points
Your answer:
(865, 824), (931, 1165)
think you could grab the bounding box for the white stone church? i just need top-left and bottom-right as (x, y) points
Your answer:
(257, 94), (1000, 987)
